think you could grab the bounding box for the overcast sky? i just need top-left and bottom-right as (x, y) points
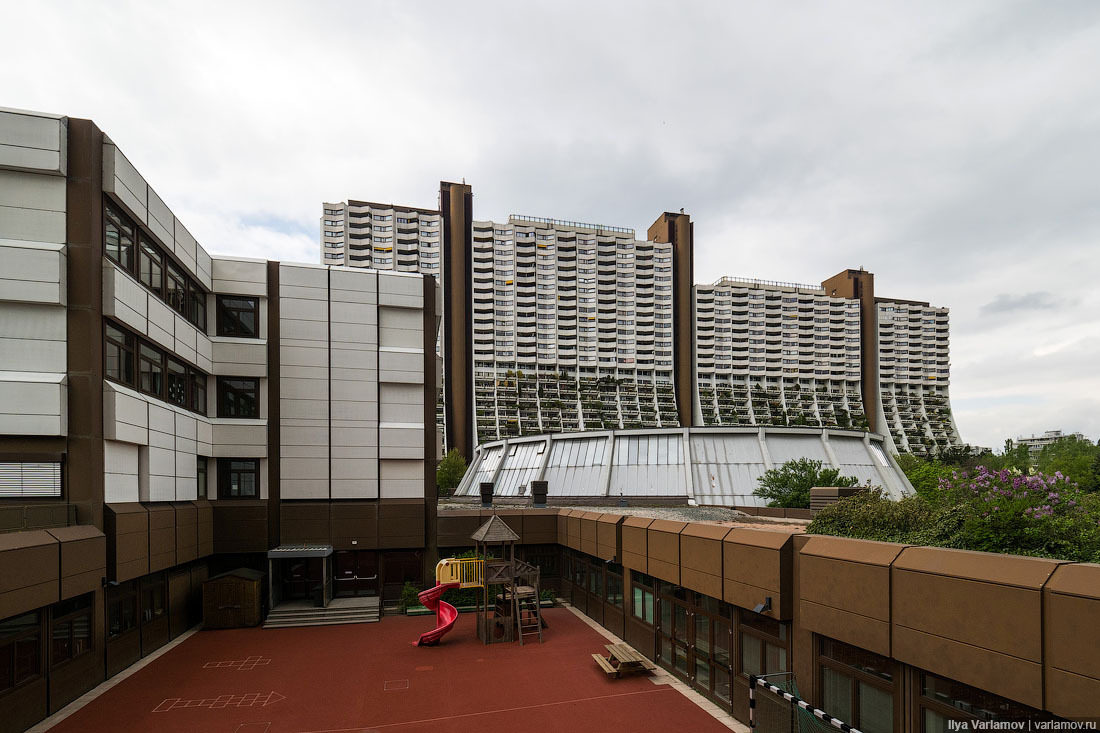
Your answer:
(4, 1), (1098, 450)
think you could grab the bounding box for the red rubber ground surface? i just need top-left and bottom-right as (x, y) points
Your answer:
(48, 608), (729, 733)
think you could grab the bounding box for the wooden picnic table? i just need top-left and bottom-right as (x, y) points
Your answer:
(592, 642), (657, 678)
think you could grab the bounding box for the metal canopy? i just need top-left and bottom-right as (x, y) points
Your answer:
(266, 544), (334, 559)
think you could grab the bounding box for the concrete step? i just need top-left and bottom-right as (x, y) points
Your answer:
(263, 616), (379, 629)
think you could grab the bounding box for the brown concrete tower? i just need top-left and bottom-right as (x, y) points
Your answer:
(439, 181), (474, 460)
(647, 211), (695, 428)
(822, 268), (881, 436)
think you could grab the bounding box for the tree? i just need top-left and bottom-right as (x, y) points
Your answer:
(895, 453), (955, 498)
(1036, 436), (1100, 492)
(753, 458), (860, 509)
(436, 449), (468, 493)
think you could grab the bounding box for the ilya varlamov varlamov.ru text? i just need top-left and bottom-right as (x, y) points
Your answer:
(948, 723), (1097, 731)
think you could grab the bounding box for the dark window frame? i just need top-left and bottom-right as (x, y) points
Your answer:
(103, 199), (207, 332)
(50, 594), (93, 669)
(106, 581), (138, 640)
(217, 377), (260, 418)
(103, 319), (209, 416)
(914, 670), (1054, 730)
(141, 575), (167, 623)
(196, 456), (208, 499)
(0, 611), (41, 693)
(817, 636), (898, 732)
(737, 608), (789, 678)
(216, 295), (260, 338)
(630, 571), (656, 624)
(218, 458), (260, 499)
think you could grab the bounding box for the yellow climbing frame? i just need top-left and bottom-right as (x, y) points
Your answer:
(435, 558), (484, 588)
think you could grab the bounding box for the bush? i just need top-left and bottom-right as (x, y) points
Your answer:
(437, 449), (468, 494)
(807, 467), (1100, 562)
(753, 458), (861, 508)
(400, 581), (422, 611)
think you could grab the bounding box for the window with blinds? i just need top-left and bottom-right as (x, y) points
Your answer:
(0, 463), (62, 498)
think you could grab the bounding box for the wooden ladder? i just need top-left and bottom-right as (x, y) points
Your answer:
(511, 578), (544, 645)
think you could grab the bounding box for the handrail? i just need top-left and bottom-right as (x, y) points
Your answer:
(436, 558), (484, 588)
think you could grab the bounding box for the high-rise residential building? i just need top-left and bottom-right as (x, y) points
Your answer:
(694, 272), (963, 455)
(320, 200), (443, 274)
(323, 193), (696, 457)
(876, 297), (959, 454)
(693, 277), (869, 431)
(323, 192), (963, 457)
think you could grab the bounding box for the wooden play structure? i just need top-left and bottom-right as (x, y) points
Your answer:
(434, 514), (545, 646)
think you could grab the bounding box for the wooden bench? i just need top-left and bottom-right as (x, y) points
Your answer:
(592, 653), (619, 676)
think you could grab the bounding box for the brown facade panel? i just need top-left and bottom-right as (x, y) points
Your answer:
(0, 679), (47, 733)
(893, 623), (1043, 709)
(1044, 563), (1100, 718)
(519, 510), (559, 544)
(47, 525), (106, 600)
(105, 503), (149, 582)
(798, 536), (905, 656)
(0, 530), (59, 619)
(330, 502), (379, 550)
(48, 590), (106, 712)
(646, 520), (686, 585)
(436, 509), (481, 548)
(172, 502), (198, 564)
(679, 524), (729, 600)
(379, 500), (425, 549)
(595, 513), (622, 561)
(579, 511), (601, 557)
(566, 511), (582, 551)
(145, 503), (177, 572)
(555, 509), (568, 546)
(280, 501), (331, 545)
(483, 509), (523, 542)
(621, 516), (652, 572)
(722, 528), (795, 620)
(193, 500), (214, 557)
(211, 500), (268, 554)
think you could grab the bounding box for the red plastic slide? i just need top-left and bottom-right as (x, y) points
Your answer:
(414, 582), (461, 646)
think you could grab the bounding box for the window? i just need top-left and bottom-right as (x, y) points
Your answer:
(0, 611), (40, 692)
(819, 637), (895, 733)
(166, 358), (188, 407)
(631, 571), (655, 624)
(739, 609), (788, 677)
(588, 560), (603, 597)
(138, 237), (163, 297)
(191, 371), (207, 415)
(216, 296), (260, 338)
(139, 344), (164, 397)
(141, 575), (166, 623)
(51, 594), (92, 667)
(218, 377), (260, 418)
(107, 581), (137, 639)
(104, 203), (135, 270)
(918, 672), (1053, 731)
(219, 459), (259, 499)
(196, 456), (208, 499)
(606, 562), (624, 607)
(103, 201), (207, 331)
(105, 323), (135, 384)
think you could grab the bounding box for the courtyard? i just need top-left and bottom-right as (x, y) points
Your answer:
(39, 608), (732, 733)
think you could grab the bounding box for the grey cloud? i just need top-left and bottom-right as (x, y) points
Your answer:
(980, 292), (1070, 316)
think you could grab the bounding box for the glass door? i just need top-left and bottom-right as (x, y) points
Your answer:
(335, 551), (379, 597)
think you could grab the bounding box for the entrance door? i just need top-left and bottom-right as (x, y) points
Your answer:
(335, 551), (379, 597)
(282, 558), (323, 600)
(657, 591), (733, 704)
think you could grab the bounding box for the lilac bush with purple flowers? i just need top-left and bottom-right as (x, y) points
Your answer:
(808, 465), (1100, 562)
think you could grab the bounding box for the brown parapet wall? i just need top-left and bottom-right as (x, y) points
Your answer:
(891, 546), (1065, 710)
(47, 525), (105, 600)
(799, 535), (907, 657)
(1044, 563), (1100, 719)
(621, 516), (653, 573)
(595, 514), (624, 562)
(679, 523), (731, 601)
(723, 528), (795, 621)
(145, 503), (177, 573)
(0, 530), (60, 619)
(105, 503), (149, 582)
(646, 519), (687, 586)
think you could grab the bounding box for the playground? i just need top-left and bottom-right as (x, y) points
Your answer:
(41, 608), (730, 733)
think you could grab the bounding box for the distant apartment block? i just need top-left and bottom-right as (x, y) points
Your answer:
(1009, 430), (1089, 463)
(323, 193), (962, 457)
